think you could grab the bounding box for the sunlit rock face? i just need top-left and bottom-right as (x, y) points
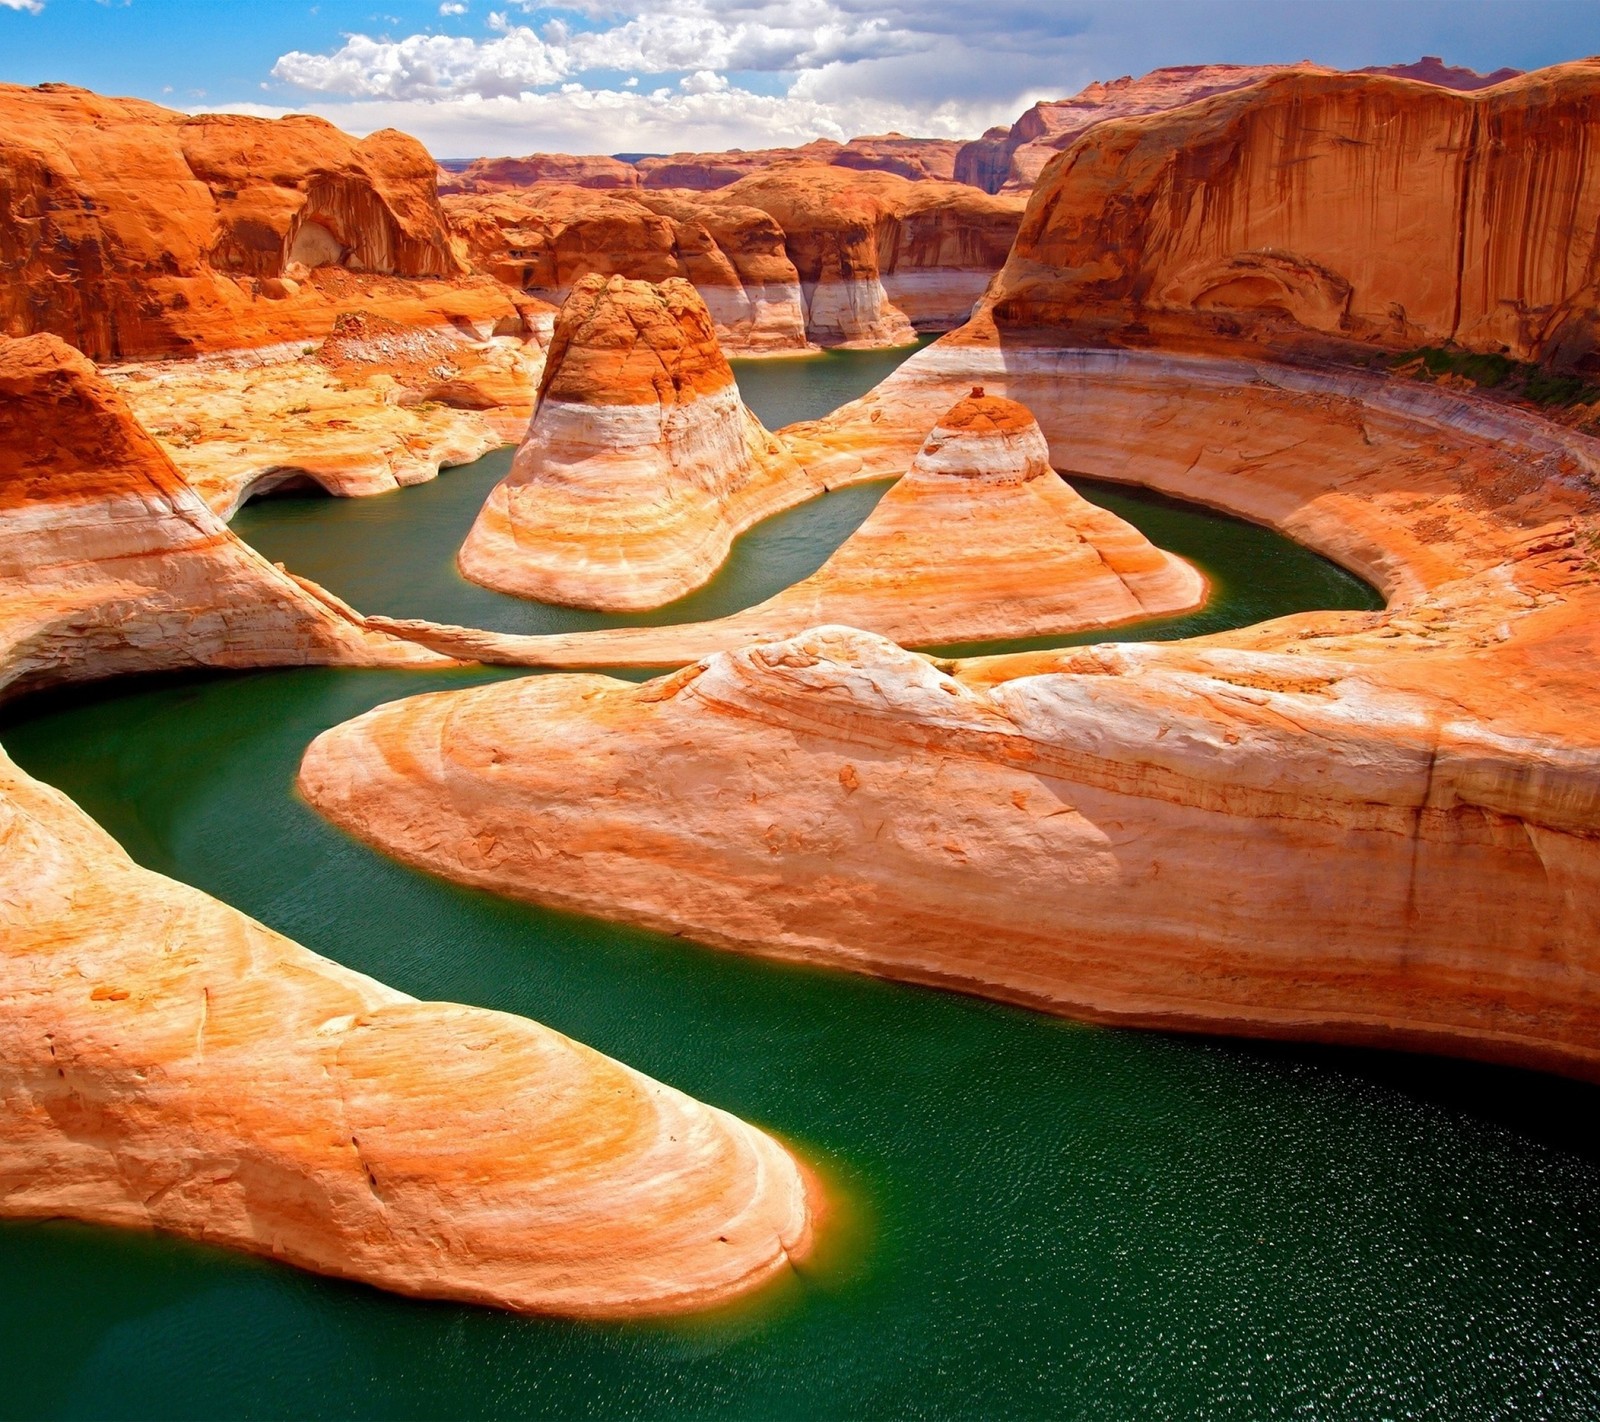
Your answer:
(718, 166), (1026, 348)
(0, 328), (818, 1320)
(445, 187), (809, 354)
(446, 166), (1024, 352)
(952, 58), (1524, 195)
(104, 307), (555, 518)
(0, 83), (523, 359)
(460, 274), (817, 610)
(0, 333), (446, 699)
(987, 62), (1600, 365)
(379, 389), (1202, 669)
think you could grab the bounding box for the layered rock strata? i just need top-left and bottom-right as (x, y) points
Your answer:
(382, 391), (1201, 667)
(460, 275), (819, 609)
(449, 168), (1024, 351)
(718, 166), (1026, 346)
(107, 308), (553, 516)
(989, 61), (1600, 364)
(0, 334), (442, 699)
(0, 330), (817, 1315)
(446, 188), (807, 354)
(0, 83), (521, 358)
(302, 333), (1600, 1084)
(953, 59), (1525, 194)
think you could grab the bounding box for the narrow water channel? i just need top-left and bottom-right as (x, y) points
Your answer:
(2, 346), (1596, 1421)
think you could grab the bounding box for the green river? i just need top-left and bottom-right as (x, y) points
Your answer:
(1, 346), (1596, 1420)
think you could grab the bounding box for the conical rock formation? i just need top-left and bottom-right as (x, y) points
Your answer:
(384, 390), (1202, 667)
(459, 274), (815, 610)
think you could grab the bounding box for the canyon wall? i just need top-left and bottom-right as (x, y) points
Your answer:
(446, 187), (808, 353)
(987, 62), (1600, 365)
(448, 168), (1024, 351)
(0, 83), (523, 358)
(0, 333), (442, 699)
(953, 59), (1525, 195)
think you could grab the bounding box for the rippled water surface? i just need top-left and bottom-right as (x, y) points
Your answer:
(3, 345), (1597, 1421)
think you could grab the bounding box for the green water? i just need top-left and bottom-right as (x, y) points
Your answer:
(3, 349), (1598, 1421)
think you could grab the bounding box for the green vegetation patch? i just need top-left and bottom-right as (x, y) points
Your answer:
(1391, 346), (1600, 409)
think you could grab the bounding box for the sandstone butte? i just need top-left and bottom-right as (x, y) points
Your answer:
(447, 166), (1027, 352)
(302, 63), (1600, 1084)
(446, 187), (808, 354)
(380, 391), (1203, 668)
(952, 57), (1524, 194)
(459, 274), (823, 610)
(0, 330), (817, 1316)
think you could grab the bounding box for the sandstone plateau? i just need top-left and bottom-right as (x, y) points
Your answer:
(0, 330), (817, 1315)
(0, 83), (527, 358)
(381, 391), (1202, 668)
(988, 62), (1600, 365)
(460, 274), (822, 609)
(442, 134), (963, 195)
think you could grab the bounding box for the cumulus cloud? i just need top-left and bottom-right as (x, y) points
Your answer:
(1, 0), (45, 13)
(199, 83), (1011, 159)
(439, 1), (467, 14)
(274, 2), (923, 99)
(274, 28), (566, 99)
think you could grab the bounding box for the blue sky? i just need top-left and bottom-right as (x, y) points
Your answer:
(4, 1), (1600, 157)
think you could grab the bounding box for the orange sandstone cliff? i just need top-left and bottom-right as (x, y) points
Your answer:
(446, 187), (807, 353)
(953, 59), (1524, 195)
(987, 62), (1600, 365)
(716, 166), (1025, 346)
(0, 83), (523, 358)
(448, 168), (1025, 351)
(0, 333), (441, 698)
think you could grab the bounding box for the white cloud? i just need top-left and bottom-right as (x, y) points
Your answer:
(275, 2), (924, 100)
(197, 82), (1015, 159)
(678, 69), (728, 95)
(274, 27), (566, 99)
(0, 0), (45, 13)
(439, 1), (467, 14)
